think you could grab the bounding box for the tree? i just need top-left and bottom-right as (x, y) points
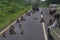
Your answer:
(46, 0), (60, 4)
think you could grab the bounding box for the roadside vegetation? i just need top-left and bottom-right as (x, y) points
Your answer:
(0, 0), (31, 29)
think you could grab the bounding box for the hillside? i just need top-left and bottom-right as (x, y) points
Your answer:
(0, 0), (31, 29)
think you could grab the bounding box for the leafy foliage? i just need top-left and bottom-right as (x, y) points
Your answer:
(46, 0), (60, 4)
(0, 0), (31, 28)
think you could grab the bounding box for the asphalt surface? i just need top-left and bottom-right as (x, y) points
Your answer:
(0, 8), (53, 40)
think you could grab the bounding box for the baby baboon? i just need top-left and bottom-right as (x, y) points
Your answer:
(40, 18), (45, 22)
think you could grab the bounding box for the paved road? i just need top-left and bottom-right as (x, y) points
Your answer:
(1, 8), (53, 40)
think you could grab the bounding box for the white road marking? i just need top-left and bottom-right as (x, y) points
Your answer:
(42, 23), (48, 40)
(41, 14), (48, 40)
(41, 14), (43, 18)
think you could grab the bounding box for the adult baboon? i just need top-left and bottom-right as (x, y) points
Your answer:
(51, 13), (59, 28)
(9, 25), (16, 34)
(16, 18), (20, 23)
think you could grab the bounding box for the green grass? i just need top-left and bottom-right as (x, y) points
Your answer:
(0, 0), (31, 29)
(0, 6), (31, 29)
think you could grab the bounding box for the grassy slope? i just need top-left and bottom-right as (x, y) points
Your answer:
(0, 0), (31, 29)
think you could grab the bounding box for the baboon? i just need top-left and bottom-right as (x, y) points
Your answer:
(28, 13), (31, 16)
(25, 10), (31, 16)
(18, 23), (22, 28)
(2, 32), (6, 37)
(32, 4), (39, 11)
(53, 13), (59, 28)
(20, 16), (25, 21)
(53, 13), (59, 21)
(9, 25), (16, 34)
(40, 18), (45, 22)
(50, 13), (60, 29)
(41, 12), (43, 14)
(16, 18), (20, 23)
(48, 19), (53, 26)
(20, 25), (24, 35)
(21, 30), (23, 35)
